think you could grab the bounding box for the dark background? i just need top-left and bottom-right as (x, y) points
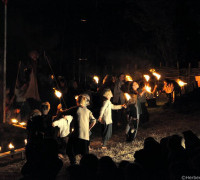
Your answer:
(1, 0), (200, 87)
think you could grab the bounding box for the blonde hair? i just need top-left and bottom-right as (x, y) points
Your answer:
(103, 89), (113, 99)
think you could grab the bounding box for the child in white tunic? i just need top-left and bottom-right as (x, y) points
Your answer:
(98, 89), (126, 149)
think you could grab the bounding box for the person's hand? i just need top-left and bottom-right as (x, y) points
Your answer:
(98, 117), (103, 124)
(122, 104), (127, 108)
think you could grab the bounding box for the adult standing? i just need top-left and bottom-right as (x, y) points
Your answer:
(113, 73), (126, 126)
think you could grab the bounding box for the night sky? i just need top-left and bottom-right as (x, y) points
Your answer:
(1, 0), (200, 86)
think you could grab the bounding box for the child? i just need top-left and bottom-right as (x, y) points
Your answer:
(59, 94), (96, 165)
(98, 89), (126, 149)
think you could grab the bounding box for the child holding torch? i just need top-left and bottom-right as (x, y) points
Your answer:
(98, 89), (126, 149)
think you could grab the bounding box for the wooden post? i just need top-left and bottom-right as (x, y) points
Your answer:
(0, 63), (3, 123)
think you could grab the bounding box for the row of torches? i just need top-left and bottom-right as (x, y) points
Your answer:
(7, 70), (187, 152)
(0, 140), (27, 153)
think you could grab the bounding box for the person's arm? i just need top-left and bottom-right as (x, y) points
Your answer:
(111, 103), (124, 110)
(98, 100), (109, 122)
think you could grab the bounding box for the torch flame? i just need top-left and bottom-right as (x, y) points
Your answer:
(145, 85), (152, 93)
(24, 139), (27, 145)
(152, 72), (161, 80)
(93, 76), (99, 84)
(54, 89), (62, 98)
(75, 95), (79, 100)
(8, 143), (14, 149)
(150, 69), (156, 73)
(11, 118), (18, 124)
(0, 146), (1, 151)
(176, 79), (187, 87)
(144, 75), (150, 82)
(125, 75), (133, 82)
(19, 122), (26, 126)
(124, 93), (131, 101)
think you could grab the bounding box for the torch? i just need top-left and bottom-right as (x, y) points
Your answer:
(11, 118), (18, 124)
(144, 85), (152, 94)
(93, 76), (99, 84)
(53, 88), (62, 104)
(176, 79), (187, 95)
(8, 143), (15, 155)
(144, 75), (150, 82)
(93, 76), (99, 91)
(125, 75), (133, 82)
(124, 93), (131, 105)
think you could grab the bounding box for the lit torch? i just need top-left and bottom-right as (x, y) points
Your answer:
(152, 72), (161, 80)
(176, 79), (187, 87)
(144, 75), (150, 82)
(75, 95), (79, 100)
(124, 93), (131, 101)
(11, 118), (18, 124)
(93, 76), (99, 84)
(125, 75), (133, 82)
(8, 143), (15, 153)
(24, 139), (27, 145)
(53, 88), (62, 98)
(150, 69), (156, 73)
(145, 85), (152, 93)
(19, 122), (26, 126)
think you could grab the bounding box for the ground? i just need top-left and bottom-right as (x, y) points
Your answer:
(0, 91), (200, 179)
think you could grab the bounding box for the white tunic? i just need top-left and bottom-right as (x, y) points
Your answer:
(52, 115), (73, 137)
(99, 99), (122, 125)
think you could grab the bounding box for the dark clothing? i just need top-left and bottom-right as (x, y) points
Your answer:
(101, 123), (112, 146)
(66, 134), (89, 165)
(139, 102), (149, 124)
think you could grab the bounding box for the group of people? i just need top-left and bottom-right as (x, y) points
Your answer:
(21, 70), (152, 167)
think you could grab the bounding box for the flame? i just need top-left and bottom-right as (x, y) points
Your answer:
(8, 143), (14, 149)
(54, 89), (62, 98)
(14, 109), (20, 114)
(93, 76), (99, 84)
(11, 118), (18, 124)
(145, 85), (152, 93)
(75, 95), (79, 100)
(124, 93), (131, 101)
(19, 122), (26, 126)
(144, 75), (150, 82)
(177, 79), (187, 87)
(152, 72), (161, 80)
(24, 139), (27, 145)
(156, 91), (159, 97)
(0, 146), (1, 151)
(150, 69), (156, 73)
(125, 75), (133, 82)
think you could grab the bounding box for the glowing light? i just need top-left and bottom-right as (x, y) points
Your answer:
(125, 75), (133, 82)
(152, 72), (161, 80)
(11, 119), (18, 124)
(53, 88), (62, 98)
(75, 95), (79, 100)
(145, 85), (152, 93)
(150, 69), (156, 73)
(24, 139), (27, 145)
(176, 79), (187, 87)
(124, 93), (131, 101)
(51, 75), (54, 80)
(144, 75), (150, 82)
(0, 146), (1, 152)
(156, 91), (159, 97)
(93, 76), (99, 84)
(19, 122), (26, 126)
(8, 143), (14, 150)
